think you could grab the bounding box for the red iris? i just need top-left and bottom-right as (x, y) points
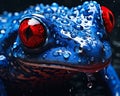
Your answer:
(101, 6), (115, 33)
(19, 18), (46, 48)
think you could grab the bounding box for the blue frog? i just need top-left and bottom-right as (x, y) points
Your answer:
(0, 1), (119, 96)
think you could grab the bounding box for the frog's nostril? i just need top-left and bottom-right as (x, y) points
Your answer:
(18, 18), (47, 48)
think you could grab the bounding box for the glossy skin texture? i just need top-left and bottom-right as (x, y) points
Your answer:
(0, 1), (119, 96)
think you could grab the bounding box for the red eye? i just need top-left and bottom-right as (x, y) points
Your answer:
(19, 18), (47, 48)
(101, 6), (115, 33)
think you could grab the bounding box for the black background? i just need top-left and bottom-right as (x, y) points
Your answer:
(0, 0), (119, 16)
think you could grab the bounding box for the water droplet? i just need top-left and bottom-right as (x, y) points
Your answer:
(35, 6), (40, 11)
(77, 5), (82, 10)
(102, 59), (105, 63)
(95, 70), (99, 73)
(0, 29), (5, 34)
(115, 92), (119, 96)
(68, 15), (75, 19)
(79, 47), (83, 53)
(97, 16), (100, 20)
(69, 88), (72, 92)
(61, 19), (69, 24)
(83, 1), (89, 5)
(75, 25), (83, 30)
(87, 16), (92, 20)
(71, 32), (77, 38)
(8, 53), (12, 57)
(105, 75), (109, 80)
(74, 46), (80, 53)
(10, 62), (14, 66)
(67, 71), (71, 74)
(14, 12), (19, 16)
(97, 32), (103, 38)
(76, 18), (82, 24)
(0, 55), (8, 67)
(13, 20), (17, 24)
(84, 20), (88, 23)
(43, 54), (47, 59)
(73, 10), (79, 16)
(0, 55), (6, 60)
(51, 2), (58, 7)
(86, 73), (95, 88)
(104, 68), (109, 80)
(0, 17), (7, 23)
(63, 51), (71, 59)
(52, 15), (57, 20)
(61, 28), (68, 35)
(1, 44), (4, 47)
(53, 51), (59, 56)
(56, 40), (60, 44)
(51, 3), (59, 12)
(13, 42), (17, 49)
(53, 34), (56, 38)
(90, 2), (94, 7)
(90, 57), (94, 61)
(74, 46), (83, 54)
(78, 58), (82, 63)
(87, 82), (93, 88)
(44, 7), (53, 14)
(22, 51), (24, 54)
(53, 50), (63, 56)
(60, 9), (67, 16)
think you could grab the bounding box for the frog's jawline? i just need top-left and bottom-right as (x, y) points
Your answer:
(17, 58), (111, 73)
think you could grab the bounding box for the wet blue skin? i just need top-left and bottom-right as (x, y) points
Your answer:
(0, 1), (119, 96)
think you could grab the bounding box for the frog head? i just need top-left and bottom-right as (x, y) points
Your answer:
(10, 1), (114, 74)
(0, 1), (114, 84)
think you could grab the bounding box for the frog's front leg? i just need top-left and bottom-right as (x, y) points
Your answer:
(0, 14), (19, 96)
(0, 55), (9, 96)
(100, 65), (120, 96)
(0, 79), (7, 96)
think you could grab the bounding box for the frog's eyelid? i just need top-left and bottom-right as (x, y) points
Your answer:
(20, 14), (45, 23)
(32, 14), (45, 19)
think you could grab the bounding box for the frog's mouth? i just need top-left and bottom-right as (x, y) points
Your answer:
(17, 58), (111, 73)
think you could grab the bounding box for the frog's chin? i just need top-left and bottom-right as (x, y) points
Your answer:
(17, 58), (111, 73)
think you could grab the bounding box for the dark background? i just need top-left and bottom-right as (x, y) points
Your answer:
(0, 0), (119, 76)
(0, 0), (120, 16)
